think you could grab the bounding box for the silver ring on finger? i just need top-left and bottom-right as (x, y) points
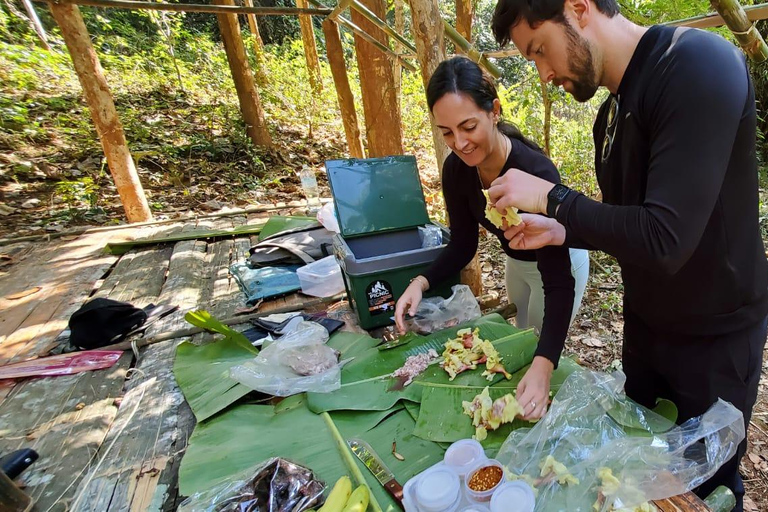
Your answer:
(530, 401), (536, 410)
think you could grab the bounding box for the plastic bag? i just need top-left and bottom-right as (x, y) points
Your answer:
(418, 224), (443, 248)
(495, 370), (744, 511)
(317, 202), (340, 233)
(230, 321), (343, 396)
(402, 284), (481, 334)
(178, 457), (325, 512)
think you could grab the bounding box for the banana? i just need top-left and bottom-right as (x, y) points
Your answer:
(318, 476), (352, 512)
(341, 484), (370, 512)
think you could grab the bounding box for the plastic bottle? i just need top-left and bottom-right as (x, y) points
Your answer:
(300, 166), (321, 214)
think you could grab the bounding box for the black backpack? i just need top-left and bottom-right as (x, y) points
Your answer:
(68, 298), (148, 350)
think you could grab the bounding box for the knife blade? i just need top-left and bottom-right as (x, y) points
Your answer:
(347, 438), (404, 508)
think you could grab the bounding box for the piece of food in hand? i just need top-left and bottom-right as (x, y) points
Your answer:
(341, 484), (370, 512)
(539, 455), (580, 486)
(462, 387), (524, 441)
(390, 349), (439, 390)
(319, 476), (352, 512)
(483, 190), (522, 228)
(441, 328), (511, 381)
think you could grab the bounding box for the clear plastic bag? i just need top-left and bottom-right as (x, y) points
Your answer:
(317, 201), (340, 233)
(495, 370), (744, 511)
(403, 284), (481, 334)
(178, 457), (325, 512)
(230, 321), (343, 396)
(418, 224), (443, 248)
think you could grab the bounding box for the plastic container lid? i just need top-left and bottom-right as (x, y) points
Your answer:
(415, 467), (461, 512)
(464, 459), (505, 502)
(489, 481), (536, 512)
(444, 439), (486, 478)
(459, 505), (491, 512)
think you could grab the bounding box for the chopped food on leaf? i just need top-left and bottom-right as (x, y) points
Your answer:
(539, 455), (580, 486)
(462, 387), (524, 441)
(593, 467), (655, 512)
(390, 349), (439, 389)
(483, 190), (522, 228)
(441, 328), (511, 381)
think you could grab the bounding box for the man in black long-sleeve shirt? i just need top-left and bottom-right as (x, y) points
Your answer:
(489, 0), (768, 508)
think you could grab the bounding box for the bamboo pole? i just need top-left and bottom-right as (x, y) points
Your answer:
(322, 18), (366, 158)
(308, 0), (418, 72)
(406, 0), (449, 170)
(443, 21), (501, 79)
(327, 0), (353, 21)
(711, 0), (768, 63)
(351, 0), (404, 157)
(214, 0), (273, 148)
(393, 0), (404, 101)
(455, 0), (473, 44)
(21, 0), (50, 49)
(348, 0), (416, 54)
(297, 0), (323, 94)
(668, 2), (768, 29)
(48, 2), (152, 223)
(243, 0), (268, 85)
(37, 0), (332, 15)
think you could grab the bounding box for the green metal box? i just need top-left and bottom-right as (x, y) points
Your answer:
(326, 156), (460, 329)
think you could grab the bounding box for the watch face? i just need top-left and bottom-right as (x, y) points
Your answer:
(551, 184), (570, 202)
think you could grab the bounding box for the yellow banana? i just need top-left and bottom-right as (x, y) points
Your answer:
(318, 476), (352, 512)
(341, 484), (370, 512)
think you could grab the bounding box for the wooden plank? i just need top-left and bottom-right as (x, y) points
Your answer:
(653, 492), (710, 511)
(0, 354), (131, 510)
(69, 341), (195, 511)
(93, 246), (173, 307)
(208, 238), (251, 319)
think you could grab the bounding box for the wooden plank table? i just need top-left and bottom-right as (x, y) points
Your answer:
(0, 216), (714, 511)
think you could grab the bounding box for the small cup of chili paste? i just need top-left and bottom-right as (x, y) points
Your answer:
(465, 459), (505, 502)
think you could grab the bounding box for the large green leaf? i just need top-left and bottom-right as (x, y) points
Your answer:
(413, 357), (582, 452)
(607, 397), (679, 437)
(173, 311), (259, 422)
(257, 215), (319, 241)
(179, 397), (444, 511)
(307, 314), (526, 413)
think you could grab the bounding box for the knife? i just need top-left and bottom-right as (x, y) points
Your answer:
(347, 438), (404, 508)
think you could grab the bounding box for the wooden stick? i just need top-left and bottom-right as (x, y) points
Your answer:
(41, 0), (332, 16)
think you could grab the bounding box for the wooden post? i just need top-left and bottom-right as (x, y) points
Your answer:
(393, 0), (404, 100)
(322, 19), (365, 158)
(710, 0), (768, 62)
(407, 0), (450, 171)
(243, 0), (268, 85)
(48, 2), (152, 223)
(214, 0), (273, 149)
(351, 0), (404, 157)
(455, 0), (473, 44)
(297, 0), (323, 93)
(21, 0), (50, 50)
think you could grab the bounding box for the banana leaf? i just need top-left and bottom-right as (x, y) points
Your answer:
(307, 314), (526, 413)
(178, 396), (444, 511)
(607, 397), (678, 436)
(104, 222), (266, 255)
(413, 357), (582, 451)
(174, 311), (259, 422)
(257, 215), (319, 241)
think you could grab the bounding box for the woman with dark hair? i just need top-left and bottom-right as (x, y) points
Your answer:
(394, 56), (588, 420)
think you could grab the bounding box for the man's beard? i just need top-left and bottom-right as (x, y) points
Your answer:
(563, 19), (599, 102)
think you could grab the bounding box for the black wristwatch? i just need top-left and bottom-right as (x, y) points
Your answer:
(546, 184), (571, 218)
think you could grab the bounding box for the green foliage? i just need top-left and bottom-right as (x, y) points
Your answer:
(54, 177), (99, 219)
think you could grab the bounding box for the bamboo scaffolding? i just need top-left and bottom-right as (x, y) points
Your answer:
(40, 0), (332, 16)
(711, 0), (768, 62)
(348, 0), (416, 53)
(443, 21), (502, 78)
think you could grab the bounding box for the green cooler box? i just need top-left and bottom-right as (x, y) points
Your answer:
(326, 156), (460, 329)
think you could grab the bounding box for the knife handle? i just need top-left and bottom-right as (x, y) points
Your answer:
(385, 479), (404, 508)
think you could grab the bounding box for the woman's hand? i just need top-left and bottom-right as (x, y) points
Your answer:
(516, 356), (554, 420)
(487, 169), (553, 215)
(395, 278), (427, 333)
(504, 213), (566, 250)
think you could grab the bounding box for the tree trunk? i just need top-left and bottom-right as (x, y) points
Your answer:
(393, 0), (405, 101)
(296, 0), (323, 94)
(214, 0), (273, 149)
(711, 0), (768, 63)
(21, 0), (50, 50)
(351, 0), (404, 157)
(460, 252), (484, 297)
(322, 19), (366, 158)
(243, 0), (268, 85)
(455, 0), (473, 44)
(407, 0), (450, 171)
(540, 79), (552, 156)
(48, 1), (152, 223)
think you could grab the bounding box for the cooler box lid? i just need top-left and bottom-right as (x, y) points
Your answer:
(325, 156), (430, 238)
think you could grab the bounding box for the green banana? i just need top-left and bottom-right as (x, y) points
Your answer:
(341, 484), (370, 512)
(318, 476), (352, 512)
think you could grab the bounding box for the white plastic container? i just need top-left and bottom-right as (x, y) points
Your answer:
(444, 439), (486, 478)
(414, 467), (461, 512)
(458, 505), (491, 512)
(489, 481), (536, 512)
(464, 459), (505, 502)
(296, 255), (345, 297)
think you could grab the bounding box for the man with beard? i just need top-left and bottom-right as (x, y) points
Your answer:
(488, 0), (768, 509)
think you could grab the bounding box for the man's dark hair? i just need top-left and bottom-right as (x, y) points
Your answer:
(426, 56), (541, 152)
(492, 0), (620, 46)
